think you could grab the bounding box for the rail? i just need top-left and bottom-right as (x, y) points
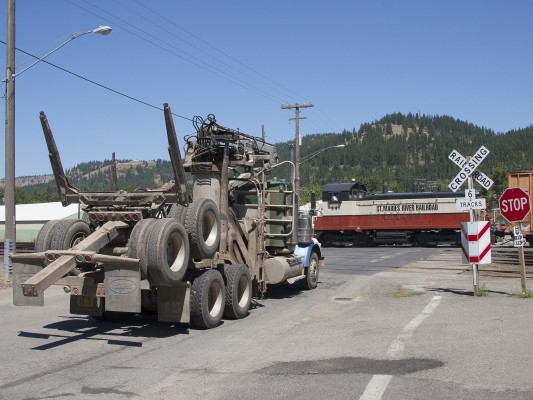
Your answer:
(0, 242), (35, 255)
(491, 247), (533, 266)
(2, 243), (531, 264)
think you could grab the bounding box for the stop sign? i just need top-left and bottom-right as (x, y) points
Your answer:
(499, 187), (531, 222)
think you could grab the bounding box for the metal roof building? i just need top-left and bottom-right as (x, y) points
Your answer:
(0, 202), (81, 243)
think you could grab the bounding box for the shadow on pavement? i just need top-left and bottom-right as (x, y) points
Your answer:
(18, 313), (189, 350)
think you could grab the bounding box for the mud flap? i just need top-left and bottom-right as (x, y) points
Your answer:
(157, 283), (190, 323)
(104, 264), (141, 313)
(70, 295), (104, 316)
(69, 277), (104, 316)
(13, 263), (44, 306)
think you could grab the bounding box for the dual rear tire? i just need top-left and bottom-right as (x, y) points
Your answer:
(224, 264), (252, 320)
(127, 218), (190, 285)
(35, 219), (91, 252)
(190, 264), (253, 329)
(35, 219), (91, 275)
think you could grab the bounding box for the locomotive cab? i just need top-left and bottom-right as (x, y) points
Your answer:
(322, 182), (367, 203)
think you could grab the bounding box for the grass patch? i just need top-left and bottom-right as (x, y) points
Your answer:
(476, 284), (489, 297)
(387, 290), (425, 298)
(509, 289), (533, 298)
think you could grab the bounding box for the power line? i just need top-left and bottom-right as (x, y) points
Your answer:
(68, 0), (287, 104)
(131, 0), (309, 104)
(0, 39), (193, 121)
(312, 107), (343, 133)
(113, 0), (300, 104)
(68, 1), (344, 135)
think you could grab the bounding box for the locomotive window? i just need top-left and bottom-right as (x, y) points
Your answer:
(349, 189), (366, 199)
(330, 193), (340, 203)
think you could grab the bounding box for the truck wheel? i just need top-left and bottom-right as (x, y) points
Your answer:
(167, 203), (186, 224)
(301, 252), (319, 290)
(224, 264), (252, 319)
(127, 219), (158, 279)
(47, 220), (91, 276)
(34, 220), (63, 252)
(49, 220), (91, 250)
(185, 198), (220, 259)
(190, 269), (226, 329)
(147, 219), (190, 286)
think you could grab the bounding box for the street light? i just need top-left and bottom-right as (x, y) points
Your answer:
(13, 26), (112, 78)
(300, 144), (345, 165)
(3, 18), (111, 281)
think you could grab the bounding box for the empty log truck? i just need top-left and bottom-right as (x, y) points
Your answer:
(11, 104), (323, 329)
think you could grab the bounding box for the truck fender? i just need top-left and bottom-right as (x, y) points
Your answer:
(294, 238), (322, 268)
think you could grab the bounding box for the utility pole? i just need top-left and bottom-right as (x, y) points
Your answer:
(280, 103), (313, 195)
(4, 0), (16, 272)
(109, 152), (118, 192)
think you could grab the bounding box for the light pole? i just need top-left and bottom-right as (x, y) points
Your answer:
(4, 0), (16, 282)
(300, 144), (345, 165)
(3, 16), (111, 280)
(296, 144), (345, 207)
(13, 26), (112, 79)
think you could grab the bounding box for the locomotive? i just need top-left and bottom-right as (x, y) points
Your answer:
(314, 182), (471, 246)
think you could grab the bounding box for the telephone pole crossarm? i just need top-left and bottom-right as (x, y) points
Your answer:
(280, 103), (314, 110)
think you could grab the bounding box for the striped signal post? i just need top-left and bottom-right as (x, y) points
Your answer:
(448, 147), (493, 296)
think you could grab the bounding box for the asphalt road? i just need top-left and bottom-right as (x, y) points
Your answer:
(1, 247), (532, 400)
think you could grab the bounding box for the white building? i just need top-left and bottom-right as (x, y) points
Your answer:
(0, 202), (81, 244)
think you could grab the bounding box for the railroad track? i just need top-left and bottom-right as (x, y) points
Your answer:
(2, 243), (531, 265)
(491, 247), (533, 266)
(0, 243), (35, 256)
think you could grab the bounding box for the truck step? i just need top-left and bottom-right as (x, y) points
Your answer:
(287, 274), (305, 284)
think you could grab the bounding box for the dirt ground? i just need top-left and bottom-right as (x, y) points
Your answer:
(0, 277), (13, 301)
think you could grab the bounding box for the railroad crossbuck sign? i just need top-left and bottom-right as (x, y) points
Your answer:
(461, 221), (491, 264)
(499, 187), (531, 222)
(448, 146), (494, 192)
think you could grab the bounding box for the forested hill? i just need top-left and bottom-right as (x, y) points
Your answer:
(276, 112), (533, 196)
(2, 112), (532, 204)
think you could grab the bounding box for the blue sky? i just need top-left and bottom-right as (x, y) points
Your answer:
(1, 0), (533, 177)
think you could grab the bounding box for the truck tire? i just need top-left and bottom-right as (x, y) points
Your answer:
(127, 218), (158, 279)
(301, 251), (319, 290)
(190, 269), (226, 329)
(224, 264), (252, 319)
(47, 220), (92, 276)
(167, 203), (186, 224)
(185, 198), (220, 259)
(49, 220), (91, 250)
(147, 219), (190, 286)
(34, 220), (63, 252)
